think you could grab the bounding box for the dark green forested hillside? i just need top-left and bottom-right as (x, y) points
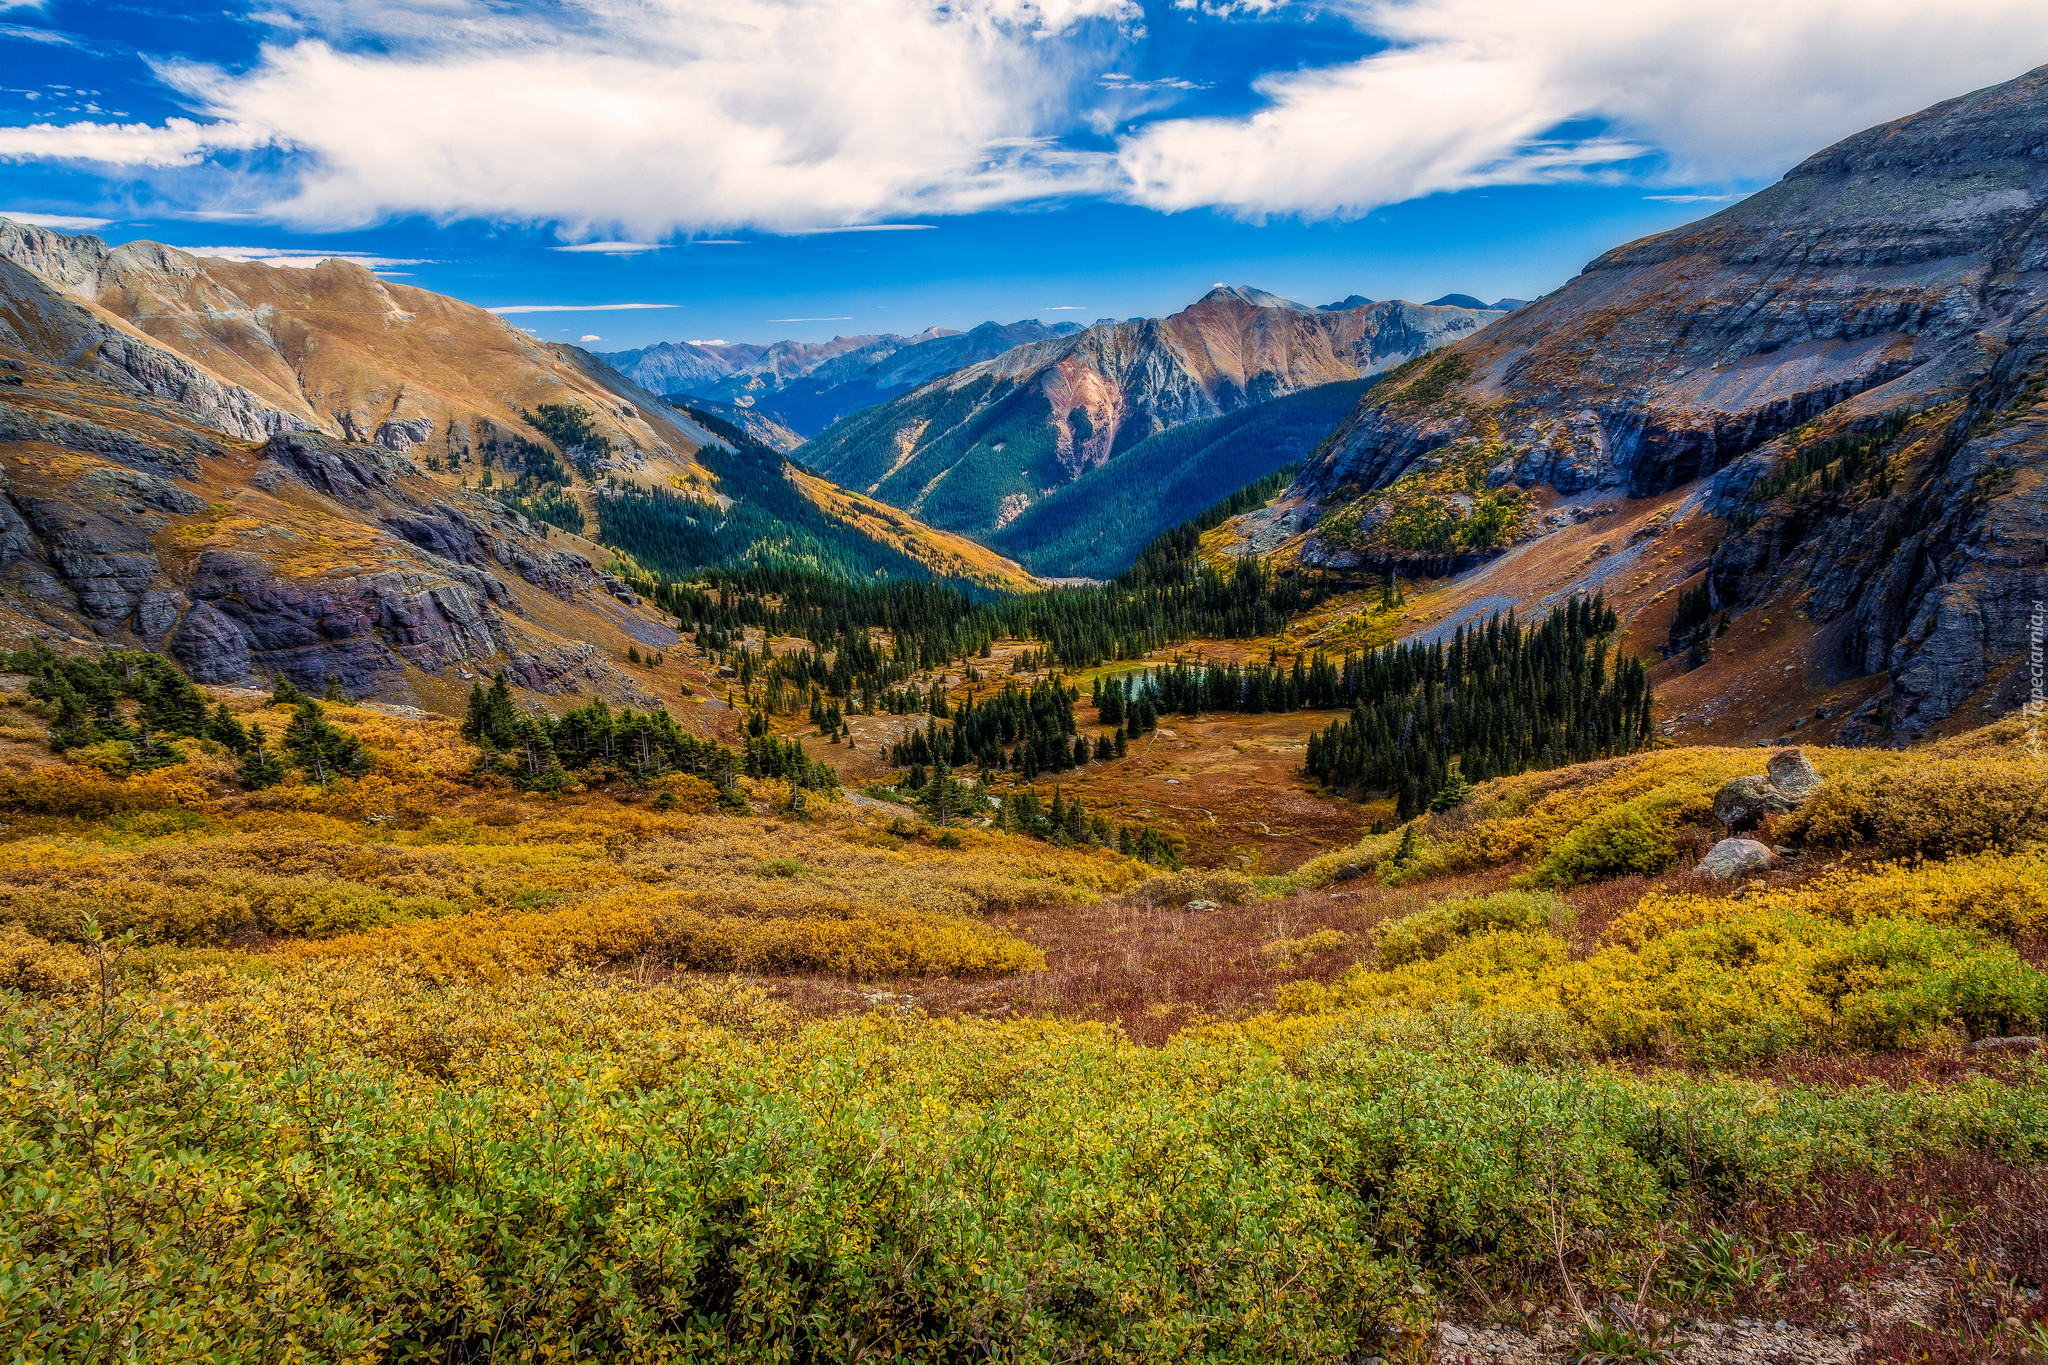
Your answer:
(598, 406), (955, 584)
(801, 373), (1068, 534)
(991, 378), (1374, 577)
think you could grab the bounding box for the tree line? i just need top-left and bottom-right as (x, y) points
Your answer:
(1302, 596), (1654, 819)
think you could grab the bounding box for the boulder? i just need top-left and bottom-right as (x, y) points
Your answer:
(1697, 838), (1776, 879)
(168, 600), (253, 684)
(1764, 748), (1823, 804)
(1712, 775), (1792, 830)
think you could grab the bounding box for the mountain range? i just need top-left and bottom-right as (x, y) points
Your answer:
(1235, 61), (2048, 747)
(0, 220), (1033, 711)
(799, 286), (1512, 563)
(601, 319), (1085, 440)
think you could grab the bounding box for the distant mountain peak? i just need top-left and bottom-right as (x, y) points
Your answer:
(1197, 284), (1312, 311)
(1318, 295), (1375, 312)
(1425, 293), (1489, 309)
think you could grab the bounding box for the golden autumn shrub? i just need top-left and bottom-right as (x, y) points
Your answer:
(1615, 850), (2048, 945)
(1373, 890), (1570, 967)
(284, 894), (1045, 980)
(1778, 756), (2048, 858)
(0, 925), (94, 995)
(1290, 900), (2048, 1062)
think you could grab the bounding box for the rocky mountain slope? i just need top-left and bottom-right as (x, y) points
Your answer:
(0, 222), (1036, 707)
(602, 319), (1083, 437)
(1252, 62), (2048, 747)
(801, 287), (1507, 553)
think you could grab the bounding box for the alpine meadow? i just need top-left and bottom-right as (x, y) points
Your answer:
(2, 12), (2048, 1365)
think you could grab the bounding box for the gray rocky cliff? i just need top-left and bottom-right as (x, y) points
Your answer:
(1291, 63), (2048, 741)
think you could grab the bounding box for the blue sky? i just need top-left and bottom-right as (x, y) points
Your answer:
(2, 0), (2043, 351)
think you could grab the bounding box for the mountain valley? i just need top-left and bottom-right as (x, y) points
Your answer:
(2, 52), (2047, 1365)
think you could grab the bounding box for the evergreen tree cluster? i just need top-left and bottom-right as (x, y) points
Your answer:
(997, 785), (1181, 867)
(1662, 584), (1731, 667)
(0, 646), (374, 789)
(1303, 596), (1654, 819)
(1117, 464), (1300, 589)
(1744, 412), (1911, 509)
(632, 550), (1324, 708)
(885, 679), (1085, 779)
(523, 403), (614, 480)
(5, 644), (209, 761)
(462, 673), (775, 800)
(1094, 647), (1373, 722)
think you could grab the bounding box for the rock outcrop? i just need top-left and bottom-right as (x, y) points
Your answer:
(1697, 838), (1776, 879)
(0, 352), (659, 706)
(1711, 748), (1825, 832)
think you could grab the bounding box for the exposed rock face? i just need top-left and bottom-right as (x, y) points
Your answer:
(169, 601), (254, 683)
(0, 218), (719, 480)
(1285, 64), (2048, 739)
(1697, 838), (1777, 879)
(0, 255), (305, 445)
(0, 354), (652, 705)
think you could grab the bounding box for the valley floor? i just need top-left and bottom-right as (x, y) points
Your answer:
(1, 660), (2044, 1363)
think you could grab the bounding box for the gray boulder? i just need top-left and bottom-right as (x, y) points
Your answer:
(169, 600), (253, 684)
(1765, 748), (1823, 803)
(1697, 838), (1776, 879)
(1712, 775), (1792, 830)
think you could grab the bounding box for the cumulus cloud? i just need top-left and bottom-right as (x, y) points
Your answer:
(0, 0), (2041, 231)
(0, 0), (1135, 234)
(1119, 0), (2048, 216)
(0, 116), (270, 166)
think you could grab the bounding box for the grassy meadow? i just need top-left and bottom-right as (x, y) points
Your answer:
(2, 676), (2045, 1363)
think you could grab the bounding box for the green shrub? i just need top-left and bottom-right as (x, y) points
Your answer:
(1532, 803), (1679, 886)
(1374, 890), (1571, 967)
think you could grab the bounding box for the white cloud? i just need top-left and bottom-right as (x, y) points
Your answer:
(0, 116), (272, 167)
(0, 209), (112, 229)
(551, 241), (666, 253)
(1119, 0), (2048, 217)
(0, 0), (2039, 232)
(580, 333), (602, 341)
(775, 224), (938, 234)
(486, 302), (678, 314)
(0, 0), (1135, 234)
(180, 244), (429, 268)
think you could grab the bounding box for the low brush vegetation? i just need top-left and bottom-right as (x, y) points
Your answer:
(2, 646), (2045, 1361)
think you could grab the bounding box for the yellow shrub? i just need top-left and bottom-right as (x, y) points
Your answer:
(1778, 757), (2048, 859)
(1373, 891), (1570, 967)
(1296, 902), (2048, 1061)
(284, 894), (1044, 981)
(1261, 928), (1355, 967)
(1616, 849), (2048, 944)
(0, 924), (95, 995)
